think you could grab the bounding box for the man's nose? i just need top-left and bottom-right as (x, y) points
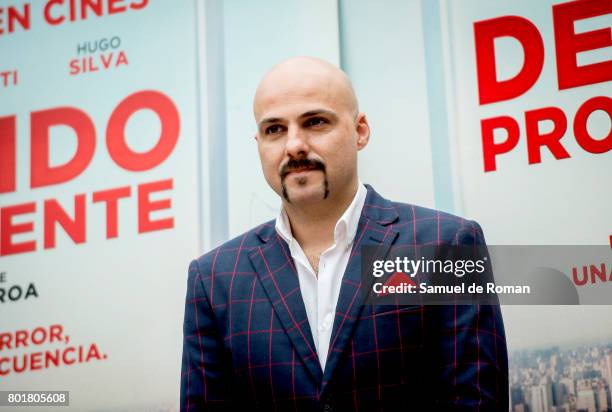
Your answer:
(284, 125), (309, 158)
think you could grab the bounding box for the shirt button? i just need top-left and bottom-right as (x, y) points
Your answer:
(319, 316), (332, 332)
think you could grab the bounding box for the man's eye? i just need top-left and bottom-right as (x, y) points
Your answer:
(265, 125), (284, 135)
(305, 117), (327, 127)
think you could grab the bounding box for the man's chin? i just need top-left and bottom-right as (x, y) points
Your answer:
(282, 182), (328, 205)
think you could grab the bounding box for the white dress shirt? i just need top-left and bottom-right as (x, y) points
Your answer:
(275, 183), (367, 372)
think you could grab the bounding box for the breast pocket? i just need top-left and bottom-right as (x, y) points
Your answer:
(358, 304), (425, 349)
(368, 304), (423, 317)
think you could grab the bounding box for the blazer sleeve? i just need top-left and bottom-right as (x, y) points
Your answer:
(180, 259), (232, 411)
(428, 220), (509, 411)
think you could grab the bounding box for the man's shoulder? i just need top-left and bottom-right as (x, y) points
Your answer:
(388, 199), (472, 226)
(378, 197), (485, 245)
(364, 184), (477, 229)
(192, 219), (273, 275)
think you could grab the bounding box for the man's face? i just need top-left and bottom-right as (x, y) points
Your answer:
(253, 61), (368, 205)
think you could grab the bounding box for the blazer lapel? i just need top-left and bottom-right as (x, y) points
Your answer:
(248, 227), (323, 386)
(320, 185), (399, 396)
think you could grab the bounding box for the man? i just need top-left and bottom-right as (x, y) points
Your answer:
(181, 57), (508, 411)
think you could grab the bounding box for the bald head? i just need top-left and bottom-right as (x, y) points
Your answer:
(253, 56), (358, 121)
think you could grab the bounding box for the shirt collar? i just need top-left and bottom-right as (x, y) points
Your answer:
(275, 182), (367, 247)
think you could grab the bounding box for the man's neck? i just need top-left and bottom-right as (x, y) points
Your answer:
(283, 180), (359, 252)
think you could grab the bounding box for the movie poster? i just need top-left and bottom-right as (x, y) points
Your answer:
(1, 1), (201, 410)
(444, 0), (611, 245)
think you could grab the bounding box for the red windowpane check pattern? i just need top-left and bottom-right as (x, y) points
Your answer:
(181, 185), (509, 411)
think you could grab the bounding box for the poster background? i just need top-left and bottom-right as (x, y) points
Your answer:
(1, 0), (611, 410)
(1, 1), (201, 410)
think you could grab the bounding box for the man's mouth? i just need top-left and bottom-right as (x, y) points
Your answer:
(285, 166), (318, 175)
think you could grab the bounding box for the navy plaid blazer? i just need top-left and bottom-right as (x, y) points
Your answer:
(181, 185), (509, 411)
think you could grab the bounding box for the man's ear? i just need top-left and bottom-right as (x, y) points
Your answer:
(355, 113), (370, 150)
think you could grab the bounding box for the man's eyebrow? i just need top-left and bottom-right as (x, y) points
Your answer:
(258, 117), (282, 129)
(299, 109), (337, 119)
(258, 109), (338, 130)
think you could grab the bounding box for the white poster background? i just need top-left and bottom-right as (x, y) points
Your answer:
(443, 0), (611, 245)
(441, 0), (612, 354)
(0, 1), (201, 410)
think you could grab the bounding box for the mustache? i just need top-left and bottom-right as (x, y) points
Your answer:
(280, 157), (326, 179)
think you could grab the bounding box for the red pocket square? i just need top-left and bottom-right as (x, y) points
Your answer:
(377, 272), (417, 296)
